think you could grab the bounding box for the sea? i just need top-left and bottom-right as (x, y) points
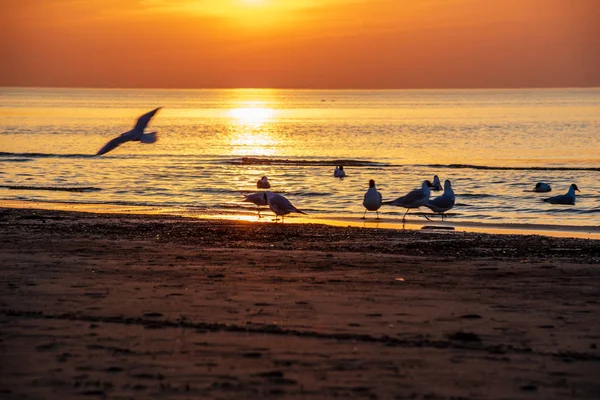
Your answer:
(1, 87), (599, 231)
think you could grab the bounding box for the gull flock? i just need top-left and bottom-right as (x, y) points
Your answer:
(96, 108), (583, 223)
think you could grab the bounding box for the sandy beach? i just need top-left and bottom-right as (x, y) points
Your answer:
(1, 206), (599, 399)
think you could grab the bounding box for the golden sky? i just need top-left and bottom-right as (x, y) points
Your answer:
(1, 0), (599, 88)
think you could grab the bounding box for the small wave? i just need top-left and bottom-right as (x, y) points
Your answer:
(419, 163), (600, 172)
(228, 157), (388, 167)
(0, 158), (35, 163)
(0, 185), (102, 193)
(0, 152), (94, 159)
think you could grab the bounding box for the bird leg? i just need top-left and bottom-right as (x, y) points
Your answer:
(402, 208), (410, 220)
(376, 210), (380, 220)
(361, 209), (367, 219)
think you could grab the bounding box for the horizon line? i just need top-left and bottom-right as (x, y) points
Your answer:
(2, 85), (600, 91)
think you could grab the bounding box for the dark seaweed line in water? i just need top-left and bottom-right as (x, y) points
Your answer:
(232, 157), (388, 167)
(3, 309), (597, 361)
(0, 152), (94, 159)
(420, 164), (600, 172)
(0, 185), (102, 193)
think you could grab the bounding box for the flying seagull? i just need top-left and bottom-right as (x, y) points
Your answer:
(543, 184), (580, 205)
(97, 107), (162, 155)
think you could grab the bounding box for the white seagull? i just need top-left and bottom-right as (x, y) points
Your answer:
(543, 184), (580, 205)
(431, 175), (443, 191)
(362, 179), (382, 219)
(334, 165), (346, 178)
(257, 176), (271, 189)
(424, 179), (455, 220)
(264, 191), (307, 222)
(382, 180), (432, 220)
(97, 108), (162, 155)
(533, 182), (552, 193)
(243, 192), (268, 218)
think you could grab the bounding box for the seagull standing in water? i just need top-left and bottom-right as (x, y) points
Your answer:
(362, 179), (382, 219)
(334, 166), (346, 178)
(533, 182), (552, 193)
(431, 175), (443, 191)
(543, 184), (580, 205)
(424, 180), (455, 220)
(257, 176), (271, 189)
(382, 180), (432, 220)
(243, 192), (268, 218)
(97, 108), (162, 155)
(264, 191), (307, 222)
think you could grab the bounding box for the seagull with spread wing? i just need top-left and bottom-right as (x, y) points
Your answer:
(97, 107), (162, 155)
(382, 180), (432, 220)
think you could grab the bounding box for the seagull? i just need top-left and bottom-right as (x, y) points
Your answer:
(243, 192), (268, 218)
(431, 175), (443, 191)
(97, 108), (162, 155)
(424, 180), (455, 220)
(334, 165), (346, 178)
(533, 182), (552, 193)
(362, 179), (382, 219)
(257, 176), (271, 189)
(382, 180), (432, 220)
(543, 184), (580, 205)
(264, 191), (307, 222)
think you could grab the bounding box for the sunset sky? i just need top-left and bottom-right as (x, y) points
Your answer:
(2, 0), (599, 89)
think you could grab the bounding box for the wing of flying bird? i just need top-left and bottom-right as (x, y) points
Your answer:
(97, 131), (137, 155)
(134, 107), (162, 132)
(139, 132), (157, 144)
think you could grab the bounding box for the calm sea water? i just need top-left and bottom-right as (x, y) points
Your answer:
(1, 87), (599, 227)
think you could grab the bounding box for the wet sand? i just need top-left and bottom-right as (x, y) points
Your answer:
(1, 207), (599, 399)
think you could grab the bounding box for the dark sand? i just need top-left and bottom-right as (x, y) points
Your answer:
(1, 207), (599, 399)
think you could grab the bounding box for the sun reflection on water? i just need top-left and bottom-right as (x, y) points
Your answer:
(229, 107), (274, 125)
(228, 105), (278, 155)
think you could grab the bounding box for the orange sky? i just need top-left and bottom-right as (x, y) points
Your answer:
(1, 0), (599, 89)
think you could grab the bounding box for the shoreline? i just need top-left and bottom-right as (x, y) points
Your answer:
(1, 206), (599, 399)
(1, 199), (599, 240)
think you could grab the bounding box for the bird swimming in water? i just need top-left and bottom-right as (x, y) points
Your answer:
(362, 179), (383, 219)
(543, 184), (580, 205)
(264, 191), (307, 222)
(243, 192), (268, 218)
(97, 108), (161, 155)
(257, 176), (271, 189)
(334, 165), (346, 178)
(533, 182), (552, 193)
(431, 175), (443, 191)
(382, 180), (432, 220)
(424, 180), (455, 220)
